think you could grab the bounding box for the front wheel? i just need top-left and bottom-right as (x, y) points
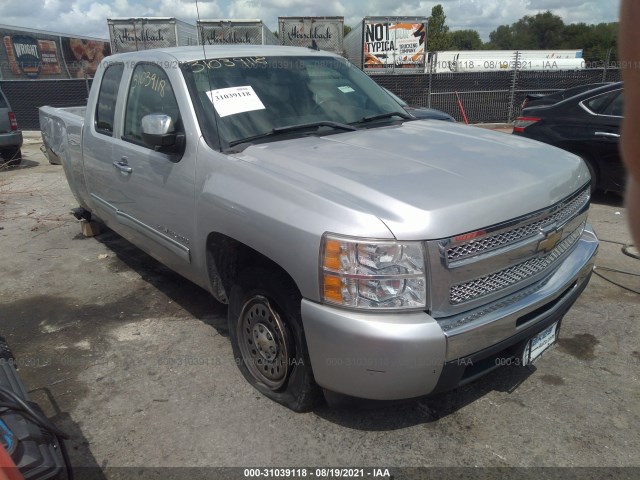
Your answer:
(227, 267), (322, 412)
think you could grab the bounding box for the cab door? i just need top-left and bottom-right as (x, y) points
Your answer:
(109, 62), (198, 275)
(84, 62), (126, 226)
(84, 59), (199, 279)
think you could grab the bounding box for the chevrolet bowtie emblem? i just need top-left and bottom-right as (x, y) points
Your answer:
(537, 227), (563, 254)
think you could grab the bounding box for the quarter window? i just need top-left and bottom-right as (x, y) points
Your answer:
(584, 90), (618, 115)
(124, 64), (182, 145)
(95, 64), (124, 135)
(602, 92), (623, 117)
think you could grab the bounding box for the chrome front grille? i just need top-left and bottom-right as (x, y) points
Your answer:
(426, 184), (591, 317)
(446, 188), (590, 263)
(449, 221), (585, 305)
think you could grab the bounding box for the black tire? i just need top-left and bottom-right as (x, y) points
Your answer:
(0, 148), (22, 167)
(227, 266), (322, 412)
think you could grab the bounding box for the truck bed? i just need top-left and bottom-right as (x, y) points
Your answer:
(39, 106), (85, 164)
(39, 105), (88, 207)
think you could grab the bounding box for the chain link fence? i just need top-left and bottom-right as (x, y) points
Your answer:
(0, 80), (91, 130)
(373, 48), (621, 124)
(1, 48), (621, 129)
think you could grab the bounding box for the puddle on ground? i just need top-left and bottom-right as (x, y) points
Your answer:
(557, 333), (599, 361)
(539, 374), (565, 386)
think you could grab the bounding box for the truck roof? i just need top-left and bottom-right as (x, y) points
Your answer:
(106, 45), (341, 63)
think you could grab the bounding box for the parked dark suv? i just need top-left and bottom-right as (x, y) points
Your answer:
(0, 87), (23, 166)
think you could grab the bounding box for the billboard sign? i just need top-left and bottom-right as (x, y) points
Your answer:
(62, 38), (109, 78)
(363, 20), (427, 72)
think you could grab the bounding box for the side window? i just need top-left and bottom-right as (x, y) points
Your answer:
(95, 64), (124, 135)
(124, 64), (182, 145)
(584, 91), (617, 114)
(602, 92), (623, 117)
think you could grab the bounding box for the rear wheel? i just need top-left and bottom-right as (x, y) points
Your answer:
(227, 266), (322, 412)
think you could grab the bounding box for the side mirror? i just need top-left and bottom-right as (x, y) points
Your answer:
(141, 114), (185, 154)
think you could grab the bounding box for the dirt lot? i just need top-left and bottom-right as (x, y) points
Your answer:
(0, 133), (639, 477)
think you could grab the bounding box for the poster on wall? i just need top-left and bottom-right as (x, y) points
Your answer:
(61, 38), (110, 78)
(0, 26), (110, 80)
(363, 21), (427, 71)
(2, 34), (63, 79)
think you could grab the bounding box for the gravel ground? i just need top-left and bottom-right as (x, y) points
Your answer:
(0, 132), (638, 478)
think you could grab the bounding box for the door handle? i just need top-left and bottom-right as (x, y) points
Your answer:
(113, 158), (132, 174)
(595, 131), (620, 139)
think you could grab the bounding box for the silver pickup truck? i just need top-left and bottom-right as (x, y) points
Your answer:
(40, 46), (598, 411)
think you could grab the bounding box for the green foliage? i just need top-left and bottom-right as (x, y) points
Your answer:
(428, 4), (451, 51)
(422, 5), (617, 62)
(485, 11), (618, 62)
(562, 22), (618, 62)
(449, 29), (483, 50)
(487, 25), (512, 49)
(487, 11), (564, 49)
(344, 25), (352, 37)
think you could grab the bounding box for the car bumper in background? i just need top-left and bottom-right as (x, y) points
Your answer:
(0, 131), (23, 149)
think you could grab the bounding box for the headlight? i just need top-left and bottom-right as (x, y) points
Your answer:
(320, 233), (427, 310)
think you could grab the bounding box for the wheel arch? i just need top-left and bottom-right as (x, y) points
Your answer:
(205, 232), (301, 304)
(558, 145), (600, 191)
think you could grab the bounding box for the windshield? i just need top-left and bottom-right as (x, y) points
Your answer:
(184, 55), (407, 148)
(383, 87), (408, 107)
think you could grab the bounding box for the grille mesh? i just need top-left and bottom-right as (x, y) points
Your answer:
(447, 189), (589, 262)
(449, 222), (585, 304)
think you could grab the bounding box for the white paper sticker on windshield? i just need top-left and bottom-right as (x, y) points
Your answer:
(338, 86), (355, 93)
(206, 86), (265, 117)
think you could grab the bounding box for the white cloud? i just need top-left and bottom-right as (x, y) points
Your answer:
(0, 0), (620, 40)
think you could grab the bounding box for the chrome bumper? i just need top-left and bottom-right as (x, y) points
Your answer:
(301, 224), (598, 400)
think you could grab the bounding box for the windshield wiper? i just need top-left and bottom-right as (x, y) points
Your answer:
(227, 121), (356, 149)
(273, 121), (357, 134)
(358, 111), (412, 123)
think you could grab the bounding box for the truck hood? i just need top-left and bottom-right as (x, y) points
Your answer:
(233, 120), (589, 240)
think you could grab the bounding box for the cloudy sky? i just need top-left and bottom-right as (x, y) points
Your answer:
(0, 0), (621, 41)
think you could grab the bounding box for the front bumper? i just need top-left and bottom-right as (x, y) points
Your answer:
(0, 130), (23, 149)
(301, 224), (598, 400)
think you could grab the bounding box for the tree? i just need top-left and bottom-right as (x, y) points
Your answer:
(526, 11), (565, 49)
(344, 25), (352, 37)
(563, 22), (618, 63)
(428, 4), (451, 51)
(487, 11), (564, 49)
(486, 11), (618, 64)
(449, 29), (483, 50)
(488, 24), (514, 49)
(562, 22), (592, 48)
